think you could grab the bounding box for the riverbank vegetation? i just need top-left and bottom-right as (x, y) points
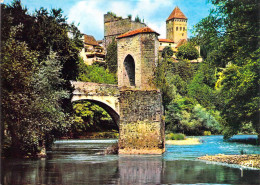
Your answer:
(1, 0), (83, 157)
(1, 1), (119, 158)
(155, 0), (259, 143)
(165, 133), (186, 140)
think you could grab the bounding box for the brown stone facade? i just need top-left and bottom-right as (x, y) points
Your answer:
(118, 90), (165, 154)
(117, 33), (159, 90)
(117, 30), (164, 154)
(166, 19), (187, 43)
(104, 13), (146, 48)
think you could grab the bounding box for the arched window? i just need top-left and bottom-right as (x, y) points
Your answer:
(180, 27), (182, 31)
(183, 27), (185, 31)
(176, 27), (178, 31)
(124, 55), (135, 86)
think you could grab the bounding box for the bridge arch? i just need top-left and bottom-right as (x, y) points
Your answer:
(123, 54), (135, 86)
(71, 97), (120, 127)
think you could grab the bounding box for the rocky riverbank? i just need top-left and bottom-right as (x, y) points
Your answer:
(198, 154), (260, 169)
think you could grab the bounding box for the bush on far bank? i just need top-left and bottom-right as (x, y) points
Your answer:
(166, 133), (186, 140)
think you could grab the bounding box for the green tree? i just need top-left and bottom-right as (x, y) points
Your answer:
(1, 27), (70, 156)
(166, 96), (221, 135)
(77, 58), (117, 84)
(72, 101), (117, 136)
(162, 46), (174, 58)
(215, 52), (260, 141)
(176, 42), (199, 60)
(187, 62), (218, 109)
(1, 0), (83, 81)
(105, 39), (118, 74)
(135, 15), (141, 22)
(194, 0), (259, 141)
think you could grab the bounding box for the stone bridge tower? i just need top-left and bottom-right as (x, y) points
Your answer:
(117, 27), (165, 154)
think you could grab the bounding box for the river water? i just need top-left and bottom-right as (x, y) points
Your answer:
(2, 135), (260, 184)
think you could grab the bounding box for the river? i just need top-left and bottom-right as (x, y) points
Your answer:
(2, 135), (260, 184)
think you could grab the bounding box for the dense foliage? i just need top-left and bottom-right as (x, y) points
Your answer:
(77, 58), (117, 84)
(162, 46), (174, 58)
(193, 0), (259, 141)
(1, 0), (82, 157)
(105, 39), (118, 74)
(72, 101), (118, 136)
(154, 55), (221, 135)
(176, 42), (199, 60)
(154, 0), (259, 140)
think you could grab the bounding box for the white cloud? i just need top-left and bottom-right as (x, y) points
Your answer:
(68, 0), (175, 40)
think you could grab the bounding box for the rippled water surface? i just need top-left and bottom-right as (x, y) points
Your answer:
(2, 135), (260, 184)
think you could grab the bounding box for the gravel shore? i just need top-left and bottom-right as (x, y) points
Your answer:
(198, 154), (260, 169)
(165, 138), (201, 145)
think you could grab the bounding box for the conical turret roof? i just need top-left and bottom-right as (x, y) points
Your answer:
(167, 6), (187, 21)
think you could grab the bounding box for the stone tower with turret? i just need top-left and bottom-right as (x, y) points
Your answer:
(166, 7), (187, 43)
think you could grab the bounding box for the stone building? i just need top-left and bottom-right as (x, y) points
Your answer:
(117, 27), (165, 154)
(166, 6), (187, 43)
(157, 7), (189, 58)
(159, 6), (202, 62)
(104, 12), (146, 48)
(80, 34), (106, 65)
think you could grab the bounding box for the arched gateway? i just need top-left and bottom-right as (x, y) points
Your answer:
(72, 27), (165, 154)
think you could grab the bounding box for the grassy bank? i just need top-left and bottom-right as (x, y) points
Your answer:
(198, 154), (260, 169)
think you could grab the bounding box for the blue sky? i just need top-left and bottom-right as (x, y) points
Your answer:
(3, 0), (212, 40)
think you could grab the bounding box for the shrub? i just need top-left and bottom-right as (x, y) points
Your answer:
(203, 131), (211, 136)
(166, 133), (186, 140)
(176, 42), (199, 60)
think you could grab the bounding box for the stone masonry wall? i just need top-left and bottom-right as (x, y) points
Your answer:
(117, 33), (159, 90)
(118, 90), (165, 154)
(166, 19), (187, 43)
(104, 13), (146, 48)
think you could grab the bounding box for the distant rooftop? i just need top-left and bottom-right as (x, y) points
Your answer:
(176, 39), (187, 47)
(117, 27), (159, 39)
(84, 35), (99, 46)
(167, 6), (187, 21)
(159, 39), (174, 43)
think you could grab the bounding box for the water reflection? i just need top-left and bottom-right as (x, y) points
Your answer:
(2, 136), (260, 184)
(119, 156), (162, 184)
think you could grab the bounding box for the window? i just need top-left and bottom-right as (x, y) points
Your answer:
(183, 27), (185, 31)
(182, 33), (184, 36)
(180, 27), (182, 31)
(176, 27), (178, 31)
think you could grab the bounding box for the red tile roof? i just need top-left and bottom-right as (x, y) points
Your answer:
(167, 7), (187, 21)
(159, 39), (174, 43)
(84, 35), (99, 46)
(176, 39), (187, 47)
(117, 27), (159, 39)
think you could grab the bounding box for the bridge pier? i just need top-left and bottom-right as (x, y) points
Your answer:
(118, 90), (165, 154)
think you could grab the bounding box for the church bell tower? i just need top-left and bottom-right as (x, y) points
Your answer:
(166, 6), (187, 43)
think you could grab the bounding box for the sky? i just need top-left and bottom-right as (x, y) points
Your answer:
(3, 0), (213, 40)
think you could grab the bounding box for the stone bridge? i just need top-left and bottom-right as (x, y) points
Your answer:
(71, 27), (165, 154)
(71, 81), (120, 125)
